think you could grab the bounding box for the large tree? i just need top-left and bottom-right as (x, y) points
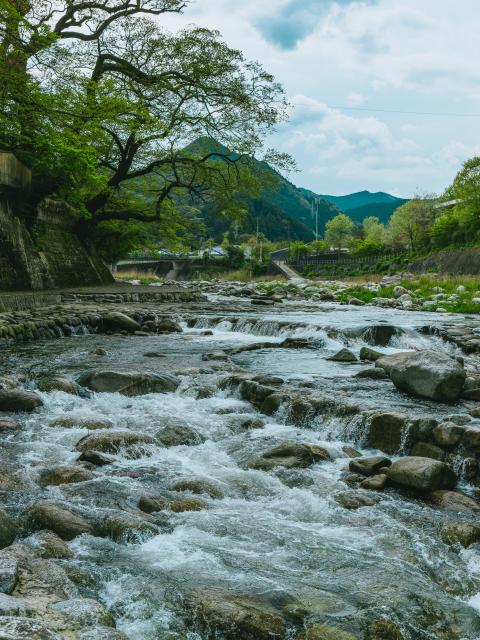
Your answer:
(324, 213), (355, 250)
(0, 1), (291, 255)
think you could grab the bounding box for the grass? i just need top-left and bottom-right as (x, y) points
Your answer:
(335, 275), (480, 314)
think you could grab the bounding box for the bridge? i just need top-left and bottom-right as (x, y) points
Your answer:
(114, 254), (218, 280)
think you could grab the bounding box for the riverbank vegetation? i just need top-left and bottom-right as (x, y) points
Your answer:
(287, 156), (480, 263)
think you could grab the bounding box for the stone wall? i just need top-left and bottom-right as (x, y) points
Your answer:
(0, 153), (113, 291)
(409, 247), (480, 275)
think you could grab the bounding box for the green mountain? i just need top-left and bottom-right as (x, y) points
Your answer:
(139, 139), (407, 243)
(343, 200), (408, 225)
(184, 138), (342, 242)
(318, 190), (407, 212)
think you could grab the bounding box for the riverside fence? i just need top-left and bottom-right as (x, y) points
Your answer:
(288, 251), (407, 276)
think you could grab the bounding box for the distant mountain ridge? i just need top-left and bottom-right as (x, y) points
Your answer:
(146, 138), (408, 241)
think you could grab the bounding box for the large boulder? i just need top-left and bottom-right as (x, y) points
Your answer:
(384, 351), (466, 402)
(77, 370), (179, 396)
(375, 352), (413, 375)
(185, 590), (286, 640)
(97, 512), (157, 542)
(29, 501), (94, 541)
(0, 617), (61, 639)
(101, 312), (141, 333)
(367, 413), (407, 455)
(250, 442), (331, 471)
(0, 389), (43, 412)
(387, 457), (457, 491)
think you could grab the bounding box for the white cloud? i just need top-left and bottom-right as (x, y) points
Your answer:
(158, 0), (480, 195)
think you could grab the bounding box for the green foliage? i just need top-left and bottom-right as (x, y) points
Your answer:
(289, 241), (311, 261)
(324, 213), (356, 249)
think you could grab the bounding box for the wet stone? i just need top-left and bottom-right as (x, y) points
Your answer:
(171, 479), (224, 499)
(349, 456), (391, 476)
(0, 551), (18, 594)
(410, 442), (445, 461)
(49, 597), (115, 628)
(335, 491), (377, 509)
(0, 617), (61, 639)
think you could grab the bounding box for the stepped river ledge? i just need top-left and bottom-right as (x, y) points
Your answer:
(0, 279), (479, 639)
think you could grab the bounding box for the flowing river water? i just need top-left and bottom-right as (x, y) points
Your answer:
(2, 297), (480, 639)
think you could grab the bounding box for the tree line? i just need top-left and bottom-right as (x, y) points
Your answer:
(289, 156), (480, 261)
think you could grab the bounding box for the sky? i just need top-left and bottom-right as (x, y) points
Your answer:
(160, 0), (480, 197)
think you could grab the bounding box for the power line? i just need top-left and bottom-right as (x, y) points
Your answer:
(328, 104), (480, 118)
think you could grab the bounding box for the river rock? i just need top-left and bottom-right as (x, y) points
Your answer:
(76, 431), (155, 458)
(354, 368), (389, 380)
(367, 619), (405, 640)
(102, 312), (141, 333)
(37, 377), (84, 396)
(359, 347), (383, 362)
(49, 416), (113, 430)
(171, 478), (224, 499)
(367, 412), (407, 455)
(410, 442), (444, 461)
(77, 451), (115, 466)
(335, 491), (377, 509)
(185, 589), (286, 640)
(40, 466), (95, 486)
(24, 530), (73, 559)
(0, 551), (18, 594)
(0, 510), (17, 549)
(239, 418), (265, 430)
(375, 352), (412, 375)
(154, 318), (183, 333)
(77, 370), (179, 395)
(349, 456), (391, 477)
(409, 417), (438, 442)
(250, 442), (331, 470)
(156, 424), (204, 447)
(77, 629), (129, 640)
(138, 495), (168, 513)
(29, 502), (94, 540)
(296, 624), (358, 640)
(428, 490), (480, 514)
(328, 348), (357, 362)
(360, 474), (388, 490)
(387, 457), (457, 491)
(97, 512), (157, 542)
(432, 422), (466, 448)
(362, 324), (400, 346)
(387, 351), (466, 402)
(0, 593), (28, 616)
(0, 389), (43, 412)
(49, 598), (115, 628)
(0, 420), (18, 431)
(170, 498), (207, 513)
(0, 617), (61, 639)
(441, 522), (480, 548)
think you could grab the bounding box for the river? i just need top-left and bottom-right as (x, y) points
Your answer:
(1, 297), (480, 639)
